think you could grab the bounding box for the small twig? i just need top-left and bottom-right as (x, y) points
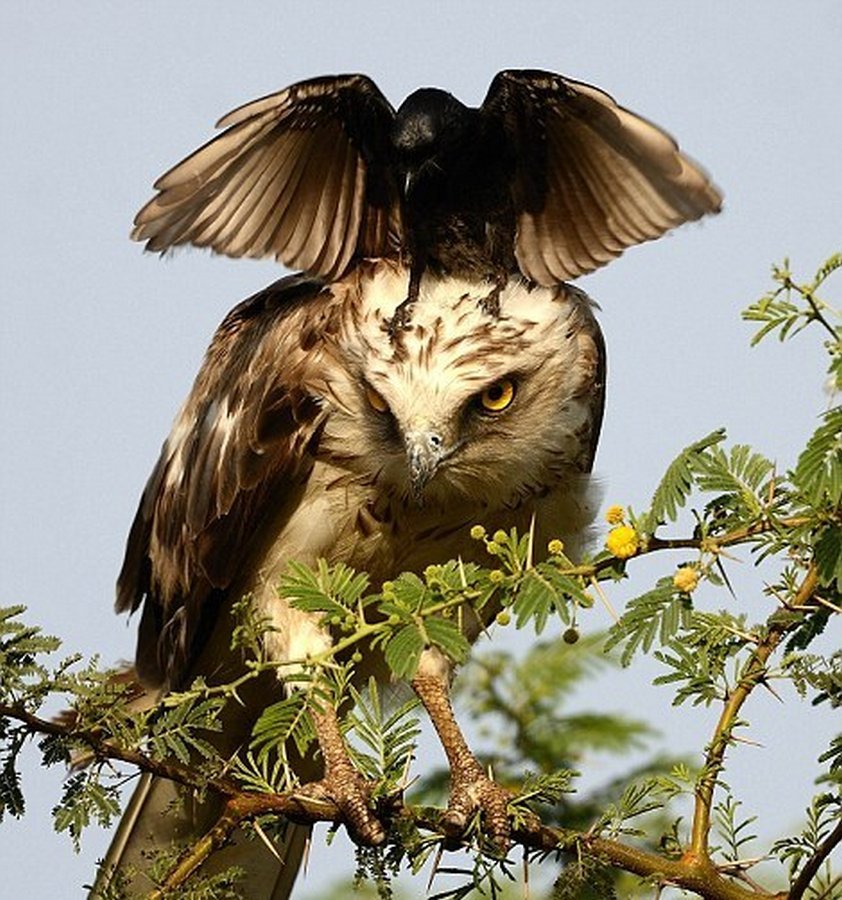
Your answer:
(802, 290), (838, 340)
(788, 816), (842, 900)
(0, 703), (238, 798)
(689, 566), (819, 862)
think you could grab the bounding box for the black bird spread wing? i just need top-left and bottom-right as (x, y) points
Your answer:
(481, 70), (723, 285)
(117, 275), (334, 685)
(132, 75), (401, 279)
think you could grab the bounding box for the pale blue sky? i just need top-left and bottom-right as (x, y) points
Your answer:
(1, 3), (839, 897)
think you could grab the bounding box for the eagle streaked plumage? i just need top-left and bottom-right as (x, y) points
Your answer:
(132, 70), (722, 300)
(99, 263), (605, 897)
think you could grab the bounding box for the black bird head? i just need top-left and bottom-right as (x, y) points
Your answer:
(391, 88), (477, 195)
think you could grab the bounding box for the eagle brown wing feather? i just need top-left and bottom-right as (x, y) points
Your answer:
(116, 274), (334, 684)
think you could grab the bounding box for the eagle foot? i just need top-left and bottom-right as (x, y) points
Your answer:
(298, 769), (386, 846)
(308, 705), (386, 845)
(412, 671), (514, 850)
(385, 265), (423, 339)
(442, 762), (514, 851)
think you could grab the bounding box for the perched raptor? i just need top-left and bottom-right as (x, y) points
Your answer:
(97, 263), (605, 897)
(132, 69), (722, 320)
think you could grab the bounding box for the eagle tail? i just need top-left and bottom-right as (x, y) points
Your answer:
(89, 771), (309, 898)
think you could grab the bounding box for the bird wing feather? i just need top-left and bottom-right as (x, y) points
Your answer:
(116, 274), (337, 685)
(482, 69), (723, 285)
(132, 75), (401, 277)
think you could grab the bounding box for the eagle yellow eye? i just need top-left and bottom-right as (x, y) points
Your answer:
(365, 385), (390, 413)
(479, 379), (515, 412)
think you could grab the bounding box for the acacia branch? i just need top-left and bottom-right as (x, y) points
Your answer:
(134, 789), (785, 900)
(689, 565), (819, 861)
(0, 694), (801, 900)
(0, 702), (239, 798)
(566, 516), (814, 581)
(788, 816), (842, 900)
(645, 516), (812, 555)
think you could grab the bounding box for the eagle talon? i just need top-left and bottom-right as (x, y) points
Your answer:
(299, 771), (386, 846)
(444, 768), (514, 851)
(306, 706), (387, 845)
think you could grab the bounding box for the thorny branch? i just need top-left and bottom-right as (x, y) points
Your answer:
(689, 565), (819, 862)
(564, 516), (813, 580)
(0, 557), (828, 900)
(787, 816), (842, 900)
(2, 510), (836, 899)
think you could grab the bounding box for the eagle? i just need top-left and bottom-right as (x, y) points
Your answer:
(132, 69), (722, 323)
(95, 263), (605, 897)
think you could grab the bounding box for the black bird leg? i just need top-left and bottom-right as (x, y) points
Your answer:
(386, 263), (423, 339)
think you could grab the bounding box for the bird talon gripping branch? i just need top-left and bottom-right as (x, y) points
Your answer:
(444, 769), (515, 852)
(300, 706), (387, 846)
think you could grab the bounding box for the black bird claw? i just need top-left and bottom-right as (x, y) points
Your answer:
(385, 297), (416, 338)
(477, 283), (503, 317)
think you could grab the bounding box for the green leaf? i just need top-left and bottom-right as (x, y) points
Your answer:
(647, 429), (727, 525)
(250, 692), (313, 762)
(814, 251), (842, 285)
(0, 737), (25, 821)
(513, 569), (555, 632)
(653, 644), (724, 707)
(814, 524), (842, 587)
(281, 560), (370, 616)
(52, 773), (121, 851)
(692, 444), (775, 519)
(605, 580), (692, 666)
(422, 616), (470, 664)
(383, 624), (424, 680)
(794, 407), (842, 508)
(345, 679), (420, 783)
(818, 735), (842, 779)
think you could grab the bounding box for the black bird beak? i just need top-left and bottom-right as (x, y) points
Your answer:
(405, 430), (447, 502)
(401, 159), (438, 196)
(402, 165), (419, 196)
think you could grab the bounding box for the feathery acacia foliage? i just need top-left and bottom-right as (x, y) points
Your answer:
(1, 256), (839, 898)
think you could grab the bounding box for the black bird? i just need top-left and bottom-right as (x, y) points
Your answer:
(133, 70), (722, 322)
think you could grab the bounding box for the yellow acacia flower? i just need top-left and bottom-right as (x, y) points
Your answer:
(470, 525), (486, 540)
(605, 524), (639, 559)
(547, 539), (564, 555)
(605, 504), (625, 525)
(673, 566), (700, 594)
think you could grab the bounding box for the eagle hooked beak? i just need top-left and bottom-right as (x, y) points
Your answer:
(405, 430), (447, 502)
